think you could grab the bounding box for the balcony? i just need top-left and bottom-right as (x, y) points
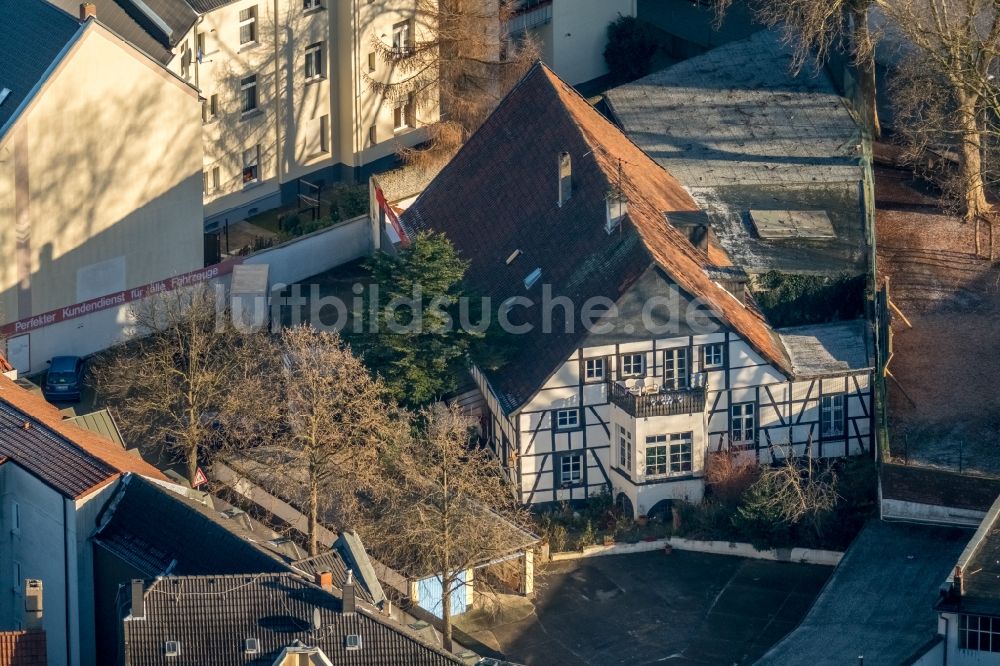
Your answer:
(607, 380), (706, 418)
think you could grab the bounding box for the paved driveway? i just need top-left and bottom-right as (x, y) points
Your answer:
(457, 550), (830, 666)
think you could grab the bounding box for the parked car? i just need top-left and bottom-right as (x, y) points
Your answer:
(43, 356), (85, 402)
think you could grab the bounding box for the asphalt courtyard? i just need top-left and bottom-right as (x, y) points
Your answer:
(456, 550), (831, 666)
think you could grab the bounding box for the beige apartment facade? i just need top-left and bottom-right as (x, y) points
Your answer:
(0, 4), (204, 374)
(153, 0), (439, 228)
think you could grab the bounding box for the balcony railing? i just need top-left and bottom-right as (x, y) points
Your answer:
(607, 380), (706, 418)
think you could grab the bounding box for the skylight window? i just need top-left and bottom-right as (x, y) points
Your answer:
(523, 268), (542, 289)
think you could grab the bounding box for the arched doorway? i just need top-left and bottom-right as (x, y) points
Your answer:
(616, 493), (634, 520)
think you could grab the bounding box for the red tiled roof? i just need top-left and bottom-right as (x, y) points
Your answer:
(0, 630), (46, 666)
(401, 63), (790, 411)
(0, 375), (166, 498)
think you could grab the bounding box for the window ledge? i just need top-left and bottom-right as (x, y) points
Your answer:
(305, 76), (326, 86)
(303, 5), (325, 15)
(238, 41), (261, 54)
(393, 125), (415, 135)
(240, 109), (263, 122)
(242, 180), (262, 191)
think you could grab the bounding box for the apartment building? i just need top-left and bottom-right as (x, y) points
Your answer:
(1, 0), (204, 374)
(46, 0), (439, 228)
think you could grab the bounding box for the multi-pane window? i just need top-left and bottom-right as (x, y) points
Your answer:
(392, 20), (412, 56)
(559, 453), (582, 486)
(821, 394), (845, 438)
(242, 146), (260, 185)
(730, 403), (755, 444)
(620, 353), (643, 377)
(239, 6), (258, 45)
(554, 408), (579, 430)
(240, 75), (258, 114)
(204, 166), (220, 193)
(703, 343), (724, 368)
(394, 95), (415, 130)
(305, 42), (324, 80)
(319, 115), (329, 153)
(618, 425), (632, 471)
(960, 614), (1000, 652)
(584, 358), (605, 382)
(645, 433), (692, 476)
(663, 348), (689, 389)
(202, 93), (219, 123)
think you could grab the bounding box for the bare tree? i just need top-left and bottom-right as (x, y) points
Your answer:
(715, 0), (882, 137)
(365, 0), (537, 167)
(361, 402), (533, 651)
(884, 0), (1000, 253)
(223, 325), (403, 556)
(93, 285), (259, 485)
(738, 442), (839, 539)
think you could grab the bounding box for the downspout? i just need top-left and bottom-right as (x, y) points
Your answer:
(272, 0), (283, 192)
(63, 498), (73, 666)
(354, 0), (362, 178)
(942, 614), (949, 666)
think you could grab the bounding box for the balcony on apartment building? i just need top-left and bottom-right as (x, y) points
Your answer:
(506, 0), (553, 35)
(606, 377), (706, 418)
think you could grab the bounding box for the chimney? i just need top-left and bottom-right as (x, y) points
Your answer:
(557, 152), (572, 207)
(342, 570), (356, 614)
(130, 579), (145, 620)
(315, 570), (333, 592)
(79, 2), (96, 21)
(23, 580), (42, 630)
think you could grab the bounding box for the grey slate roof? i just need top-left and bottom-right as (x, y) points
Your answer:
(758, 520), (971, 665)
(94, 474), (291, 577)
(46, 0), (175, 64)
(605, 29), (868, 277)
(123, 573), (464, 665)
(0, 0), (81, 135)
(777, 319), (874, 377)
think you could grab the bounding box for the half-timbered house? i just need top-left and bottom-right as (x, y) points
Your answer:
(398, 63), (874, 515)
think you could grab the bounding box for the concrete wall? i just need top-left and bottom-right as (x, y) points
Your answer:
(881, 499), (987, 528)
(244, 214), (370, 286)
(0, 24), (203, 344)
(549, 0), (636, 85)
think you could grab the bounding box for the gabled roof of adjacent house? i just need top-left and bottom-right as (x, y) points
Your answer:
(0, 375), (166, 498)
(400, 62), (791, 413)
(0, 0), (82, 134)
(123, 573), (464, 665)
(0, 630), (46, 666)
(93, 473), (294, 577)
(759, 520), (970, 665)
(605, 29), (867, 278)
(937, 494), (1000, 617)
(45, 0), (243, 64)
(45, 0), (176, 63)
